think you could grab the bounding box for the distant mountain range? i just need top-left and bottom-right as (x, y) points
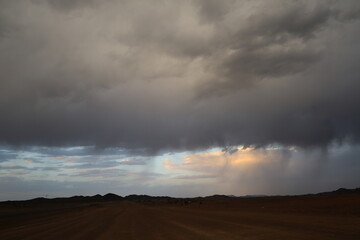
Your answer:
(317, 187), (360, 195)
(1, 187), (359, 204)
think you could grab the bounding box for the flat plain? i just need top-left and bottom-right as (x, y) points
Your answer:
(0, 193), (359, 240)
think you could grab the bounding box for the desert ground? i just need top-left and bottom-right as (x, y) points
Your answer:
(0, 193), (359, 240)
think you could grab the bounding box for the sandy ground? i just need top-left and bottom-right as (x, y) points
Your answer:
(0, 194), (359, 240)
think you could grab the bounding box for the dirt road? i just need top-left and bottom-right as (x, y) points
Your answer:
(1, 195), (359, 240)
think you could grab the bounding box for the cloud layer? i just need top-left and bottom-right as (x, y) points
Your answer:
(1, 0), (360, 152)
(1, 143), (360, 200)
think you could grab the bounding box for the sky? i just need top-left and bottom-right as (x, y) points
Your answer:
(0, 0), (360, 200)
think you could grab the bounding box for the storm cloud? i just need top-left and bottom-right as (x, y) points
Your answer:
(1, 0), (360, 152)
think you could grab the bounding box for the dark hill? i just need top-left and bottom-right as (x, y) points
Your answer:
(318, 187), (360, 195)
(1, 187), (359, 205)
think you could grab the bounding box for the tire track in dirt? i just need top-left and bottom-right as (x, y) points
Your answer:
(152, 205), (360, 240)
(1, 197), (359, 240)
(1, 206), (105, 240)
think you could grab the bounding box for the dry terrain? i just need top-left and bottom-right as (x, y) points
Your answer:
(0, 194), (359, 240)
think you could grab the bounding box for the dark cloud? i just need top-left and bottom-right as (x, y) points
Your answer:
(199, 1), (360, 95)
(0, 165), (28, 170)
(64, 161), (122, 169)
(117, 158), (148, 166)
(174, 174), (217, 180)
(0, 0), (360, 152)
(222, 146), (238, 155)
(39, 166), (58, 171)
(63, 157), (147, 169)
(0, 165), (57, 171)
(0, 145), (152, 159)
(45, 0), (98, 12)
(196, 0), (234, 23)
(0, 151), (17, 162)
(243, 2), (333, 40)
(72, 169), (128, 178)
(202, 48), (322, 95)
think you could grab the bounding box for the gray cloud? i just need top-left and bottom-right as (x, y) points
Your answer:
(174, 174), (217, 180)
(0, 165), (28, 170)
(0, 145), (152, 160)
(199, 1), (360, 95)
(1, 144), (359, 201)
(0, 151), (17, 163)
(0, 165), (57, 172)
(196, 0), (234, 23)
(45, 0), (98, 12)
(63, 157), (146, 169)
(64, 161), (122, 169)
(0, 0), (360, 152)
(72, 169), (128, 178)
